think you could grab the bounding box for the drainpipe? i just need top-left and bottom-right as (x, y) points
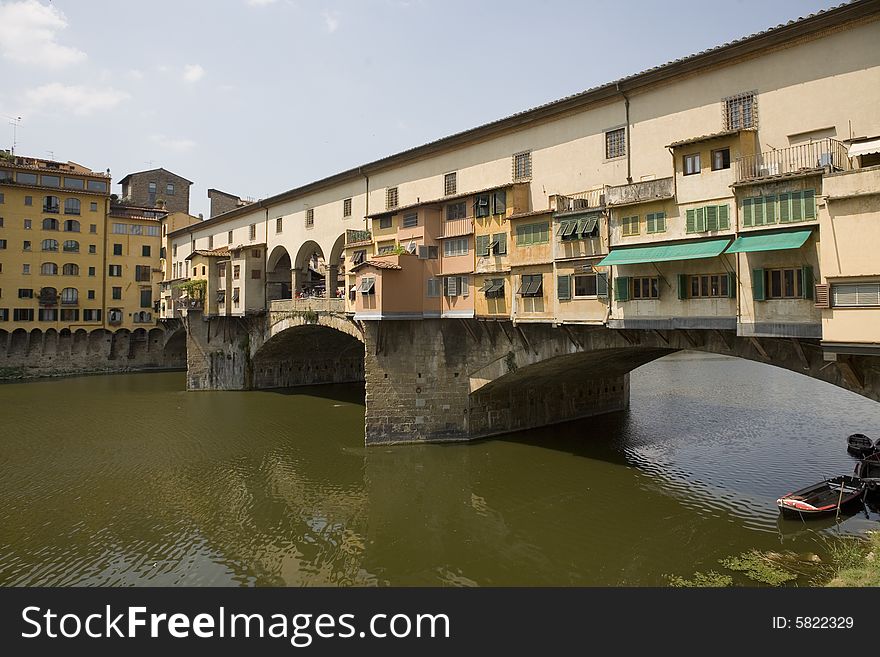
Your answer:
(263, 206), (269, 310)
(618, 84), (632, 184)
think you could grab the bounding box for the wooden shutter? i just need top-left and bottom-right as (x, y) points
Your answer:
(476, 234), (489, 256)
(754, 198), (764, 226)
(695, 207), (706, 232)
(803, 189), (816, 220)
(742, 198), (754, 227)
(656, 212), (666, 232)
(446, 276), (458, 297)
(706, 205), (718, 231)
(493, 190), (507, 215)
(495, 232), (507, 255)
(778, 193), (791, 223)
(727, 271), (737, 298)
(460, 276), (469, 297)
(814, 283), (830, 308)
(557, 275), (571, 300)
(752, 268), (765, 301)
(802, 265), (814, 299)
(646, 213), (656, 233)
(597, 273), (609, 297)
(678, 273), (688, 300)
(791, 191), (804, 222)
(764, 195), (776, 225)
(686, 209), (696, 233)
(718, 204), (729, 230)
(614, 277), (630, 302)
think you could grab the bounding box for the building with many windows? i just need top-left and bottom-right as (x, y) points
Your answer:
(119, 167), (193, 214)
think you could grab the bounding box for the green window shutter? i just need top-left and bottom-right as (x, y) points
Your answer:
(678, 273), (688, 300)
(706, 205), (718, 231)
(656, 212), (666, 232)
(727, 271), (737, 298)
(686, 208), (696, 233)
(646, 213), (656, 233)
(597, 273), (609, 297)
(803, 189), (816, 220)
(754, 197), (764, 226)
(493, 190), (507, 215)
(494, 232), (507, 255)
(778, 193), (791, 223)
(742, 198), (754, 227)
(764, 195), (776, 224)
(476, 234), (489, 256)
(791, 191), (804, 222)
(614, 277), (630, 302)
(695, 207), (706, 232)
(557, 275), (571, 301)
(752, 269), (765, 301)
(516, 225), (527, 246)
(802, 265), (814, 299)
(718, 205), (729, 230)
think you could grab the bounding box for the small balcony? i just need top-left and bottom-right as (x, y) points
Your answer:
(555, 188), (605, 213)
(606, 177), (674, 207)
(735, 138), (852, 183)
(442, 217), (473, 238)
(346, 229), (372, 245)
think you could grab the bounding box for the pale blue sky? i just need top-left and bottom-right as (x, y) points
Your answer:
(0, 0), (840, 217)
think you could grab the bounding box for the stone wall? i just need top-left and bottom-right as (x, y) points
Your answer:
(185, 312), (254, 390)
(0, 326), (184, 379)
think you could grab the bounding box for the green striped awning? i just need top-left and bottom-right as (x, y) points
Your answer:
(597, 238), (731, 266)
(724, 229), (812, 254)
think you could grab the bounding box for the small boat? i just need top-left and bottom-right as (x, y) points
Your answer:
(776, 475), (864, 518)
(847, 433), (875, 457)
(854, 452), (880, 493)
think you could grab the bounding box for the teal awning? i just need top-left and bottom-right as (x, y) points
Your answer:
(724, 230), (812, 254)
(597, 238), (731, 266)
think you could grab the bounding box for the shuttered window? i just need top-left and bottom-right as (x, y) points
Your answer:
(476, 234), (490, 256)
(743, 190), (815, 227)
(557, 275), (571, 300)
(686, 204), (729, 233)
(492, 232), (507, 255)
(646, 212), (666, 234)
(832, 283), (880, 307)
(614, 277), (630, 302)
(445, 276), (468, 297)
(515, 222), (550, 246)
(426, 278), (442, 298)
(492, 190), (507, 215)
(621, 215), (639, 236)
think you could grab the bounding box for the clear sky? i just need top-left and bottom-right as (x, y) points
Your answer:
(0, 0), (842, 217)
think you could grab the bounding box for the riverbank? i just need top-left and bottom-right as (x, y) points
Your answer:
(826, 531), (880, 586)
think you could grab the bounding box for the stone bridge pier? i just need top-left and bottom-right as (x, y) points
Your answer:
(184, 311), (880, 446)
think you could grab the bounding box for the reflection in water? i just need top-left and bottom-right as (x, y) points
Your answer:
(0, 352), (878, 586)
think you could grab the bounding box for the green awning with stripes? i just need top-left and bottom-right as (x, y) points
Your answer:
(724, 229), (812, 254)
(597, 238), (731, 266)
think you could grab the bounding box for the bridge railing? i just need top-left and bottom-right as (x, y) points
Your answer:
(270, 298), (346, 314)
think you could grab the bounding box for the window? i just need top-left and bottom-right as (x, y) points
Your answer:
(685, 273), (731, 298)
(61, 287), (78, 305)
(24, 195), (33, 206)
(251, 269), (261, 279)
(402, 212), (418, 228)
(201, 266), (206, 276)
(683, 153), (700, 176)
(166, 183), (175, 196)
(621, 215), (640, 237)
(492, 189), (507, 216)
(444, 172), (457, 196)
(476, 233), (508, 256)
(426, 278), (442, 298)
(516, 222), (550, 246)
(64, 178), (84, 190)
(60, 309), (78, 321)
(631, 277), (660, 299)
(135, 265), (151, 282)
(377, 243), (395, 255)
(41, 262), (58, 275)
(686, 205), (730, 233)
(377, 216), (392, 230)
(574, 274), (599, 298)
(130, 225), (142, 236)
(233, 265), (240, 280)
(112, 223), (126, 234)
(605, 128), (626, 159)
(0, 309), (7, 322)
(741, 191), (815, 227)
(232, 287), (240, 305)
(22, 264), (30, 275)
(38, 308), (58, 321)
(62, 263), (79, 276)
(140, 289), (152, 308)
(43, 196), (59, 213)
(41, 175), (60, 187)
(113, 243), (123, 256)
(0, 239), (5, 249)
(87, 180), (107, 193)
(249, 224), (256, 240)
(90, 202), (98, 212)
(148, 182), (157, 199)
(276, 217), (283, 233)
(480, 278), (505, 299)
(14, 308), (34, 321)
(228, 230), (233, 244)
(112, 287), (122, 300)
(218, 263), (227, 278)
(88, 267), (95, 277)
(64, 198), (81, 215)
(305, 209), (314, 228)
(474, 194), (491, 218)
(142, 245), (151, 257)
(417, 245), (439, 260)
(386, 187), (399, 210)
(724, 92), (756, 130)
(517, 274), (543, 297)
(763, 267), (806, 299)
(24, 219), (31, 230)
(513, 151), (532, 180)
(42, 239), (58, 251)
(359, 277), (375, 295)
(18, 173), (37, 185)
(18, 289), (33, 298)
(83, 309), (101, 322)
(343, 198), (352, 217)
(443, 237), (468, 257)
(446, 201), (467, 221)
(63, 240), (79, 253)
(23, 241), (31, 251)
(444, 276), (469, 297)
(351, 249), (366, 265)
(43, 218), (58, 230)
(108, 264), (122, 277)
(87, 290), (95, 300)
(646, 212), (666, 234)
(89, 223), (96, 233)
(88, 244), (96, 254)
(144, 225), (159, 237)
(832, 283), (880, 307)
(712, 148), (731, 171)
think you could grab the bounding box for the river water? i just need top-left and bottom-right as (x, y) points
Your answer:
(1, 351), (878, 586)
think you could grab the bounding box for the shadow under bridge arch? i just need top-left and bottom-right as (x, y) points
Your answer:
(252, 321), (365, 389)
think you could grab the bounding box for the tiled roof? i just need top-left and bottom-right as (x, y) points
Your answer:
(666, 128), (753, 149)
(508, 208), (553, 221)
(186, 247), (230, 259)
(351, 259), (403, 271)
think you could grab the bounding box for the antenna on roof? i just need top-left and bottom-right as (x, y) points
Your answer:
(3, 115), (22, 155)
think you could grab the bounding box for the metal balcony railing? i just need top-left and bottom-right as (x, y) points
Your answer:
(346, 229), (372, 245)
(735, 138), (851, 182)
